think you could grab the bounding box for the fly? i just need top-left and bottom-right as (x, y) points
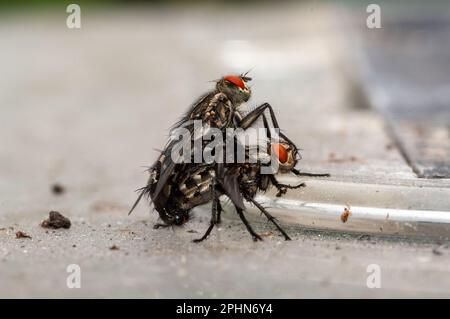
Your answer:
(129, 74), (329, 242)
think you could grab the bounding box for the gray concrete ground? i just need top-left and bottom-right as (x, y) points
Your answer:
(1, 4), (450, 298)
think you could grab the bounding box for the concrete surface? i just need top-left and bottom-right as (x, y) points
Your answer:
(1, 4), (450, 298)
(2, 214), (450, 298)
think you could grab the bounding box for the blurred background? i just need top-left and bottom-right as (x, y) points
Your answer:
(1, 0), (450, 298)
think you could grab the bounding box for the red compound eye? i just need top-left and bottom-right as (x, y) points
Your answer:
(271, 143), (288, 163)
(224, 75), (245, 89)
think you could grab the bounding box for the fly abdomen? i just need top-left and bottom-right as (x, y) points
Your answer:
(177, 168), (215, 210)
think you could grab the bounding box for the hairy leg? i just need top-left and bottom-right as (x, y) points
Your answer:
(193, 197), (218, 243)
(246, 197), (291, 241)
(270, 175), (306, 197)
(193, 179), (220, 243)
(292, 168), (330, 177)
(235, 205), (263, 241)
(216, 199), (223, 224)
(239, 103), (298, 148)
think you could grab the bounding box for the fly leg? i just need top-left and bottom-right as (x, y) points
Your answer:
(270, 175), (306, 197)
(238, 102), (297, 148)
(292, 169), (330, 177)
(193, 180), (220, 243)
(235, 205), (263, 241)
(246, 197), (291, 241)
(216, 199), (223, 224)
(193, 198), (218, 243)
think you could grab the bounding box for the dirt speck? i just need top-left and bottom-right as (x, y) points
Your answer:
(51, 183), (65, 195)
(41, 211), (71, 229)
(15, 231), (32, 239)
(110, 245), (120, 250)
(259, 231), (274, 238)
(340, 206), (352, 223)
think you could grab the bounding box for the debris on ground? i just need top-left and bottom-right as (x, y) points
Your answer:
(41, 211), (71, 229)
(109, 245), (120, 250)
(15, 231), (32, 239)
(340, 205), (352, 223)
(259, 231), (275, 237)
(51, 183), (65, 195)
(186, 229), (198, 233)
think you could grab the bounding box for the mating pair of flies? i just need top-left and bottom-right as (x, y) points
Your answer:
(129, 74), (329, 242)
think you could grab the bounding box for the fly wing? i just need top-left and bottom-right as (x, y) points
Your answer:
(151, 140), (184, 206)
(216, 163), (245, 210)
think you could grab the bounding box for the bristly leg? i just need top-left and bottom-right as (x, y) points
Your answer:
(270, 175), (306, 197)
(238, 102), (298, 149)
(292, 168), (330, 177)
(246, 197), (291, 241)
(193, 196), (219, 243)
(275, 183), (305, 197)
(193, 180), (220, 243)
(216, 200), (223, 224)
(235, 205), (263, 241)
(276, 188), (287, 197)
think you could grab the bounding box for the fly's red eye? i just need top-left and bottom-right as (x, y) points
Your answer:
(224, 75), (245, 89)
(271, 143), (288, 163)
